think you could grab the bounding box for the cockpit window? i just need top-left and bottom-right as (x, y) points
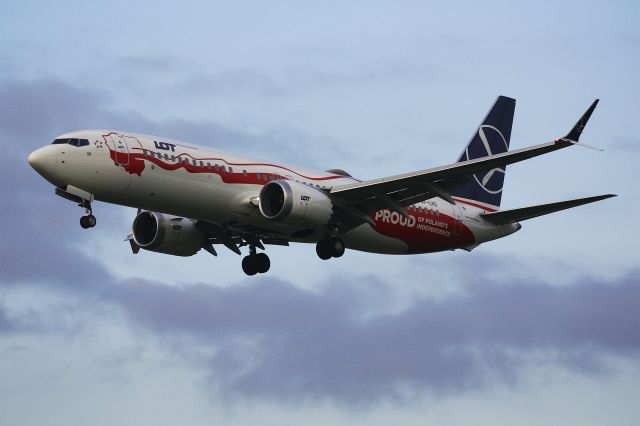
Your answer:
(52, 138), (89, 147)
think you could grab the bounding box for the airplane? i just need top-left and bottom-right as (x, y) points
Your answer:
(27, 96), (615, 275)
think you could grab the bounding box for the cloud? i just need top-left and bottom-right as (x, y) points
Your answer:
(0, 307), (16, 333)
(102, 270), (639, 404)
(0, 77), (353, 167)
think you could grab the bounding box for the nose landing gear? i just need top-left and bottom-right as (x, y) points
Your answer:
(80, 213), (97, 229)
(53, 186), (97, 229)
(79, 202), (96, 229)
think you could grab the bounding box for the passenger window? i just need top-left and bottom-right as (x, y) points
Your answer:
(199, 161), (204, 167)
(221, 165), (226, 172)
(228, 167), (233, 173)
(243, 169), (248, 176)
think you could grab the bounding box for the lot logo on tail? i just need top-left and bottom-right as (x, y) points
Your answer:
(467, 125), (509, 194)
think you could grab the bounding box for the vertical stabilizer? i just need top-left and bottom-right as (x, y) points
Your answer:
(450, 96), (516, 210)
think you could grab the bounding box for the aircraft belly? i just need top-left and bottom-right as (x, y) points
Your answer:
(121, 170), (234, 221)
(342, 224), (409, 254)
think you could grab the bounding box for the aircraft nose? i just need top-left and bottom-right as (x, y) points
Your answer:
(28, 146), (56, 177)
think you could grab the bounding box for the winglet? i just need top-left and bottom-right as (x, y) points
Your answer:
(563, 99), (599, 142)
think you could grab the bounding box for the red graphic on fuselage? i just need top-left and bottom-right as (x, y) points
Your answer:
(371, 208), (475, 253)
(103, 133), (347, 184)
(103, 133), (147, 176)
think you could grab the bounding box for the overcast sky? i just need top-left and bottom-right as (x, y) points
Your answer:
(1, 1), (639, 425)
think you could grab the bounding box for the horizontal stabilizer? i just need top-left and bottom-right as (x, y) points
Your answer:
(481, 194), (616, 225)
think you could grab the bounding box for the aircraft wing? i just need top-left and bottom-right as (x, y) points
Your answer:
(329, 100), (599, 217)
(480, 194), (616, 225)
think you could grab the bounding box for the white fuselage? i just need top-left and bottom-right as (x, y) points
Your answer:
(29, 130), (520, 254)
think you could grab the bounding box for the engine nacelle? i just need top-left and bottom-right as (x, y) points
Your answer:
(132, 211), (204, 256)
(259, 180), (334, 228)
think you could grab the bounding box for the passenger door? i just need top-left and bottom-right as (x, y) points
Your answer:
(109, 134), (130, 166)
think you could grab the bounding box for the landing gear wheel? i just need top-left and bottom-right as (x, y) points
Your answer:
(328, 237), (345, 258)
(256, 253), (270, 274)
(242, 255), (258, 276)
(80, 214), (97, 229)
(316, 240), (332, 260)
(80, 216), (90, 229)
(242, 253), (270, 275)
(316, 237), (345, 259)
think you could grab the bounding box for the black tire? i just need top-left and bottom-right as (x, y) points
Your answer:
(86, 214), (97, 228)
(242, 255), (258, 276)
(316, 241), (332, 260)
(256, 253), (270, 273)
(80, 216), (90, 229)
(329, 237), (345, 258)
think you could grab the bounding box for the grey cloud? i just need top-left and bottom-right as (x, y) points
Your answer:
(0, 78), (106, 150)
(0, 77), (352, 167)
(0, 308), (16, 333)
(117, 54), (185, 72)
(106, 269), (640, 404)
(0, 153), (112, 288)
(173, 70), (286, 98)
(610, 136), (640, 153)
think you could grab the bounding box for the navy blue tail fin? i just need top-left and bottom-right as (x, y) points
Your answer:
(449, 96), (516, 210)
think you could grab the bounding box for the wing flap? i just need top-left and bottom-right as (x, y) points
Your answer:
(480, 194), (616, 225)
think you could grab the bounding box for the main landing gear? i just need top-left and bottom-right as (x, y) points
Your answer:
(79, 202), (96, 229)
(316, 237), (345, 260)
(241, 245), (270, 276)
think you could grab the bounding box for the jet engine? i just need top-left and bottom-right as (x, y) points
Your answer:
(132, 211), (204, 256)
(259, 180), (334, 228)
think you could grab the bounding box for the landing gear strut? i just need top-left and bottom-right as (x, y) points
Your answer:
(241, 245), (270, 276)
(316, 237), (345, 260)
(79, 202), (96, 229)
